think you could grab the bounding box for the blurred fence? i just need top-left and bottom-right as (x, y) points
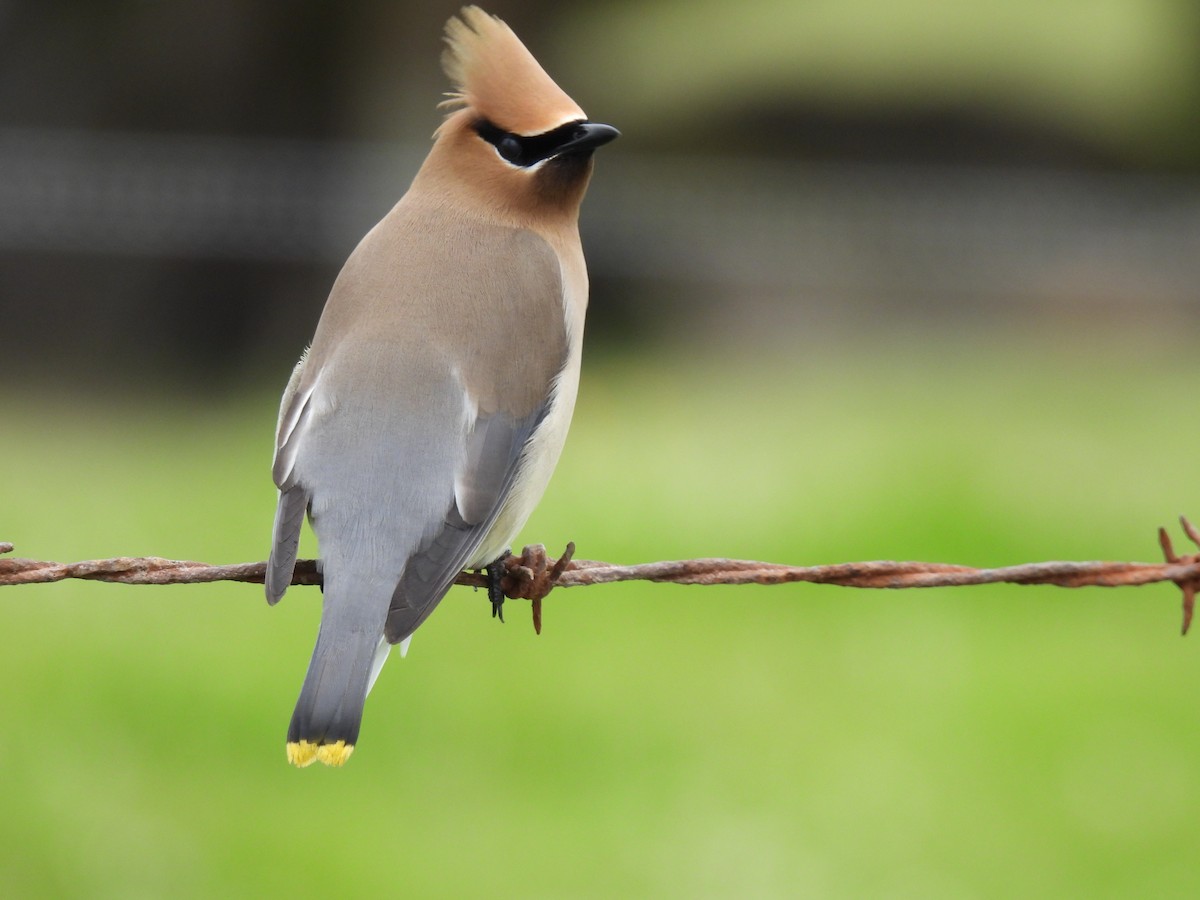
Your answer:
(598, 155), (1200, 311)
(0, 127), (410, 264)
(2, 125), (1198, 323)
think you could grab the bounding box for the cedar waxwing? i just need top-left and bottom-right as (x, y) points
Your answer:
(265, 7), (617, 767)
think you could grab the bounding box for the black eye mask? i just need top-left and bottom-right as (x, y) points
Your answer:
(474, 119), (619, 167)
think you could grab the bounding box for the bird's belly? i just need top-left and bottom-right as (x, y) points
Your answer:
(470, 358), (580, 566)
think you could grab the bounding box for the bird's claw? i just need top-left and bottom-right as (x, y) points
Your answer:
(484, 552), (510, 623)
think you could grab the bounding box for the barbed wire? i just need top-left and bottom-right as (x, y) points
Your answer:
(3, 516), (1199, 635)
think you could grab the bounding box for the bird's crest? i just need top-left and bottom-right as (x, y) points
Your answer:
(440, 6), (584, 136)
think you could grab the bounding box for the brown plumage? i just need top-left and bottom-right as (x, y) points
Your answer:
(440, 7), (584, 135)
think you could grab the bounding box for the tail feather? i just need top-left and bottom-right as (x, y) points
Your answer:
(286, 572), (391, 767)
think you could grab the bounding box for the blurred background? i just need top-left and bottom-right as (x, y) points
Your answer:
(3, 1), (1199, 896)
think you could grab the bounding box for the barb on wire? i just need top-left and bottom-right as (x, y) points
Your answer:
(3, 518), (1200, 636)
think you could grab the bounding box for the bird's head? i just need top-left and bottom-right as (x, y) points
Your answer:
(418, 6), (618, 223)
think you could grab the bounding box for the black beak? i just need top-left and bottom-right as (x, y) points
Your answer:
(555, 121), (620, 157)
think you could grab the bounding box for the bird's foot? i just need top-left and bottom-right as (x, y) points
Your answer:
(484, 552), (510, 623)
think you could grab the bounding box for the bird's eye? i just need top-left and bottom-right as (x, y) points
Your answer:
(473, 119), (532, 166)
(497, 135), (524, 165)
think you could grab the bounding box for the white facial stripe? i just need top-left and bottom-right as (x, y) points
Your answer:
(489, 146), (549, 172)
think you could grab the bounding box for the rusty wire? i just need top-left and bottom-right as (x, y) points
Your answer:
(3, 517), (1200, 635)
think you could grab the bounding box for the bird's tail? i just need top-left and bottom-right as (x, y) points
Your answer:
(286, 570), (392, 768)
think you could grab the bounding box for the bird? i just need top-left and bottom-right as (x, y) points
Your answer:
(264, 6), (617, 768)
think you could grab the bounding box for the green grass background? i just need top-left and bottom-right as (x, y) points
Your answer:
(3, 329), (1197, 898)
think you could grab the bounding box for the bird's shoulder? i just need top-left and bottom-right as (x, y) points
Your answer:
(307, 201), (562, 343)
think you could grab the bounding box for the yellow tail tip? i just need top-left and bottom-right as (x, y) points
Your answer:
(287, 740), (319, 767)
(316, 740), (354, 767)
(287, 739), (355, 768)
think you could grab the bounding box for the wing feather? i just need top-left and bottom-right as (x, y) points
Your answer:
(384, 406), (548, 642)
(265, 485), (308, 604)
(266, 353), (318, 603)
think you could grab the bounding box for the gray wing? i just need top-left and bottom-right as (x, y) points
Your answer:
(266, 484), (307, 604)
(265, 353), (317, 605)
(383, 405), (548, 643)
